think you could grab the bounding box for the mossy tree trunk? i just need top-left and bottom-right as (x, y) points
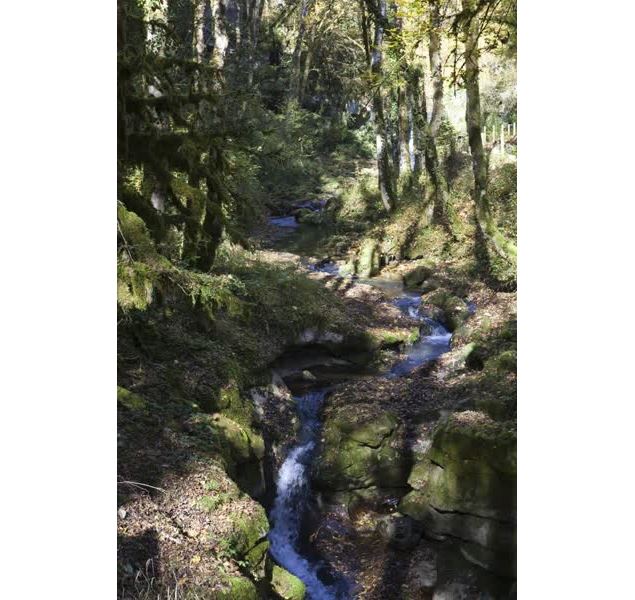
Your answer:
(428, 0), (445, 137)
(424, 2), (449, 226)
(182, 173), (205, 264)
(462, 0), (517, 263)
(408, 64), (448, 226)
(291, 0), (313, 102)
(367, 0), (395, 212)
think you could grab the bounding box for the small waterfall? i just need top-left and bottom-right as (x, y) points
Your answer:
(269, 390), (341, 600)
(388, 297), (452, 377)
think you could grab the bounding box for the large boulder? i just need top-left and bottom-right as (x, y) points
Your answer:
(313, 405), (411, 492)
(398, 411), (516, 577)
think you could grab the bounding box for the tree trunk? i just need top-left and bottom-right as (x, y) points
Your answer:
(368, 0), (395, 211)
(407, 69), (423, 175)
(428, 0), (445, 136)
(462, 0), (517, 261)
(291, 0), (312, 102)
(195, 188), (223, 272)
(182, 174), (205, 264)
(398, 85), (412, 179)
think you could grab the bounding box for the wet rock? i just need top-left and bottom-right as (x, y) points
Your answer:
(376, 514), (423, 550)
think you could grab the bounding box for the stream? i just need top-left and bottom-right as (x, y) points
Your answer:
(267, 218), (454, 599)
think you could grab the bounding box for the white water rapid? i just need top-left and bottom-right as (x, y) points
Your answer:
(268, 390), (343, 600)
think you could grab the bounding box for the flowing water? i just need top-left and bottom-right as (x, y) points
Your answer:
(268, 389), (348, 599)
(267, 223), (457, 598)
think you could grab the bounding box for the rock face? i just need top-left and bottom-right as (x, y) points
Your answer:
(312, 404), (411, 493)
(398, 411), (516, 577)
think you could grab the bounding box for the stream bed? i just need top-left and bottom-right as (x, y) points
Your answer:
(267, 248), (455, 599)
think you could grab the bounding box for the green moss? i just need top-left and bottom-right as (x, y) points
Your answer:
(219, 504), (269, 570)
(357, 238), (381, 278)
(117, 386), (148, 411)
(216, 575), (258, 600)
(117, 259), (156, 311)
(369, 327), (420, 348)
(401, 412), (516, 521)
(272, 565), (306, 599)
(423, 288), (471, 332)
(117, 202), (162, 264)
(198, 492), (235, 512)
(485, 350), (517, 374)
(314, 407), (409, 490)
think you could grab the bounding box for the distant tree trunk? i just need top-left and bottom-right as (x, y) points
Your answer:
(209, 0), (230, 68)
(299, 39), (313, 105)
(398, 85), (412, 179)
(183, 173), (205, 264)
(407, 70), (423, 175)
(462, 0), (516, 261)
(291, 0), (312, 102)
(196, 189), (223, 271)
(193, 0), (207, 61)
(368, 0), (395, 211)
(428, 0), (445, 136)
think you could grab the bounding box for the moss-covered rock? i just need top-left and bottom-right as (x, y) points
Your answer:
(117, 386), (148, 412)
(296, 209), (324, 225)
(422, 288), (471, 332)
(484, 349), (517, 375)
(271, 565), (306, 599)
(368, 326), (420, 349)
(313, 405), (410, 491)
(185, 413), (266, 497)
(402, 263), (434, 288)
(216, 575), (258, 599)
(398, 411), (516, 577)
(222, 503), (269, 572)
(357, 238), (381, 278)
